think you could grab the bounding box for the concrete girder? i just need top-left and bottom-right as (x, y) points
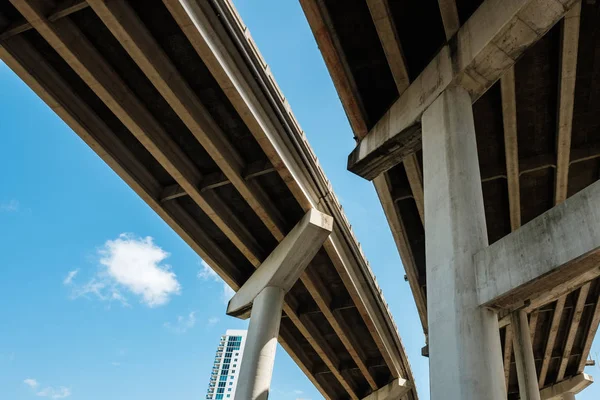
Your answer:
(475, 179), (600, 311)
(540, 374), (594, 400)
(511, 310), (541, 400)
(347, 0), (578, 180)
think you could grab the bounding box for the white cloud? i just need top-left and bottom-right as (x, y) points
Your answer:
(0, 199), (19, 212)
(62, 270), (79, 285)
(164, 311), (197, 334)
(36, 386), (71, 399)
(24, 379), (38, 388)
(197, 260), (235, 305)
(68, 234), (180, 307)
(197, 261), (219, 280)
(207, 317), (220, 327)
(24, 379), (71, 399)
(111, 362), (121, 367)
(100, 234), (180, 306)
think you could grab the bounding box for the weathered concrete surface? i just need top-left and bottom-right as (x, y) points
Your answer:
(362, 378), (410, 400)
(348, 0), (578, 180)
(539, 373), (593, 400)
(423, 86), (506, 400)
(229, 209), (332, 399)
(234, 286), (285, 400)
(227, 209), (332, 318)
(511, 310), (541, 400)
(475, 179), (600, 311)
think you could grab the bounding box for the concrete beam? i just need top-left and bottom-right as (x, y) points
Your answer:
(227, 209), (333, 318)
(87, 0), (287, 242)
(577, 299), (600, 371)
(539, 297), (566, 387)
(366, 0), (410, 95)
(373, 174), (428, 331)
(540, 374), (594, 400)
(512, 310), (541, 400)
(557, 282), (591, 381)
(300, 0), (368, 137)
(438, 0), (460, 39)
(347, 0), (578, 180)
(476, 179), (600, 311)
(403, 154), (424, 224)
(501, 67), (521, 231)
(362, 378), (410, 400)
(503, 325), (514, 388)
(0, 0), (88, 40)
(555, 2), (582, 204)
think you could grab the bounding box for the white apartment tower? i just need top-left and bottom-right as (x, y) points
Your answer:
(205, 329), (247, 400)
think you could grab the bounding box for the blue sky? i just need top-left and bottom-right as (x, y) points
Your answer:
(0, 1), (598, 400)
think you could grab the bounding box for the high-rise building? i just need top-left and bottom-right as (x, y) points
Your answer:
(206, 329), (247, 400)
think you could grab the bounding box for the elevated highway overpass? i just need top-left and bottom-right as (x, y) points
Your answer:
(301, 0), (600, 399)
(0, 0), (417, 399)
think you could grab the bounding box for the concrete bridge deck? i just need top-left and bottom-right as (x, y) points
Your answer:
(0, 1), (417, 399)
(301, 0), (600, 398)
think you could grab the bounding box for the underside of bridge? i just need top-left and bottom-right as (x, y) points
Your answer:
(0, 1), (419, 399)
(301, 0), (600, 398)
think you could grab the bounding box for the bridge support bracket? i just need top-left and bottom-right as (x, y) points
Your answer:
(226, 209), (333, 400)
(362, 378), (410, 400)
(539, 373), (594, 400)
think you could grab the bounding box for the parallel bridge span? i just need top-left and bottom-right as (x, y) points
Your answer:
(0, 1), (417, 399)
(301, 0), (600, 399)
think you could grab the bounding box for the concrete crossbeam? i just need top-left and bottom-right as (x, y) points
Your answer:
(362, 378), (410, 400)
(539, 373), (593, 400)
(476, 179), (600, 311)
(347, 0), (578, 180)
(227, 209), (333, 318)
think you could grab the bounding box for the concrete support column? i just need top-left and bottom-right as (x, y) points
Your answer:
(562, 393), (576, 400)
(511, 310), (541, 400)
(422, 86), (506, 400)
(228, 209), (331, 400)
(235, 286), (285, 400)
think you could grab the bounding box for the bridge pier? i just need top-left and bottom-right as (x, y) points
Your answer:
(422, 86), (506, 400)
(235, 286), (285, 400)
(226, 209), (333, 400)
